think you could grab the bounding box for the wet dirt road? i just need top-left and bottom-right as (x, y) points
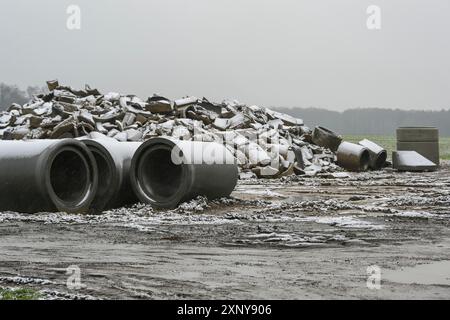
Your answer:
(0, 165), (449, 299)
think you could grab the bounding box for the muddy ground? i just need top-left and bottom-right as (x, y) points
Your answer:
(0, 164), (449, 300)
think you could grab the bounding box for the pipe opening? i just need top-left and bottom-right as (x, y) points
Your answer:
(50, 150), (89, 203)
(374, 150), (387, 169)
(139, 147), (183, 201)
(360, 150), (370, 171)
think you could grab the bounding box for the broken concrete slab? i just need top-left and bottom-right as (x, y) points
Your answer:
(252, 166), (279, 178)
(122, 112), (136, 127)
(107, 129), (120, 138)
(304, 164), (323, 176)
(213, 118), (230, 131)
(239, 171), (257, 180)
(267, 119), (284, 129)
(79, 110), (95, 127)
(392, 151), (437, 172)
(397, 141), (440, 166)
(172, 126), (191, 141)
(312, 126), (342, 152)
(2, 127), (30, 140)
(330, 172), (351, 179)
(46, 80), (59, 91)
(29, 116), (43, 128)
(267, 109), (303, 126)
(50, 117), (75, 139)
(113, 131), (128, 142)
(146, 95), (173, 113)
(228, 113), (249, 130)
(244, 143), (271, 167)
(125, 129), (143, 142)
(174, 96), (198, 109)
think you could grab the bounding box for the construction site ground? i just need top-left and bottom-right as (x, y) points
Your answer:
(0, 163), (449, 300)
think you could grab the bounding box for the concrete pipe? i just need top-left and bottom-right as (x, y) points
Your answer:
(131, 137), (238, 209)
(336, 141), (370, 172)
(79, 136), (141, 212)
(312, 126), (343, 152)
(0, 139), (97, 213)
(358, 139), (387, 170)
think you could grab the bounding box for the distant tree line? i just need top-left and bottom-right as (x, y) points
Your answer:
(274, 107), (450, 136)
(0, 83), (43, 111)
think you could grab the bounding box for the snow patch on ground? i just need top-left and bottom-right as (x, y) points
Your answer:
(300, 216), (385, 230)
(0, 276), (55, 285)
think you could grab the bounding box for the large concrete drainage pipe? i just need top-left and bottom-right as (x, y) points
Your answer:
(358, 139), (387, 170)
(79, 136), (141, 212)
(131, 137), (238, 209)
(0, 139), (98, 213)
(336, 141), (370, 172)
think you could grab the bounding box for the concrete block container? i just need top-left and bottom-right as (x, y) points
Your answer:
(396, 127), (439, 165)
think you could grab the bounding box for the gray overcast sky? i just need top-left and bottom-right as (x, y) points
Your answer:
(1, 0), (449, 110)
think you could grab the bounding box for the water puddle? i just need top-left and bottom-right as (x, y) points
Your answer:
(383, 260), (450, 286)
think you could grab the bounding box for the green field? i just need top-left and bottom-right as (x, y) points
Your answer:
(0, 287), (41, 300)
(343, 135), (450, 160)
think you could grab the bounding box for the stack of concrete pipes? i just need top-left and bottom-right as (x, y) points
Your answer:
(312, 126), (387, 172)
(0, 136), (238, 214)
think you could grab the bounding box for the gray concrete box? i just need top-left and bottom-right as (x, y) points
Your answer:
(396, 127), (440, 165)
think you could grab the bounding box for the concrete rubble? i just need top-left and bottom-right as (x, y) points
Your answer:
(0, 81), (389, 178)
(312, 126), (342, 152)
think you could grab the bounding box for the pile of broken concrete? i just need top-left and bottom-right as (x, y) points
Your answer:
(0, 81), (360, 178)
